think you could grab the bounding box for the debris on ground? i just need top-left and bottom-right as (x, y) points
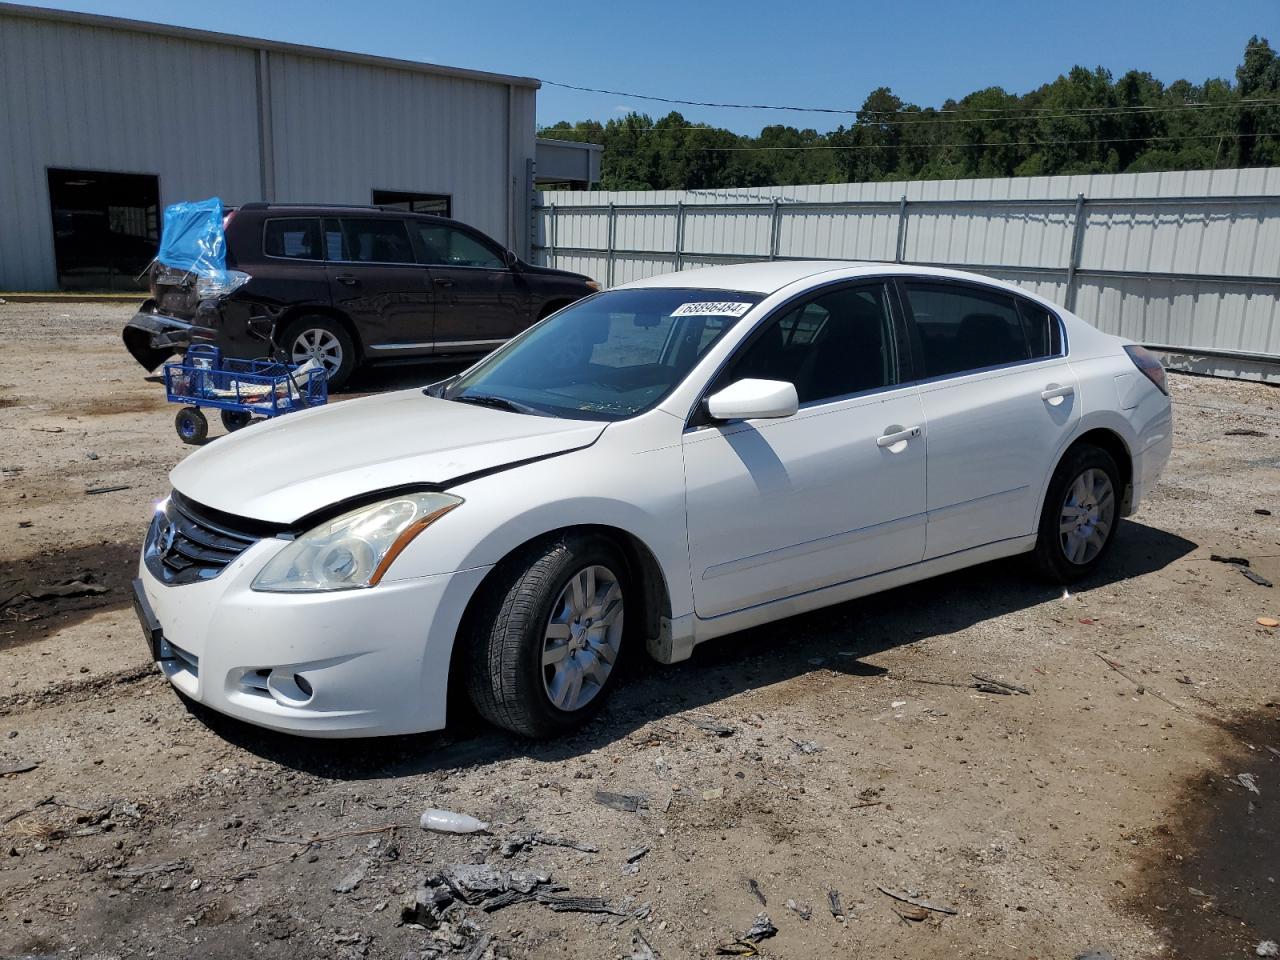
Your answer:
(892, 904), (930, 922)
(784, 897), (812, 919)
(0, 759), (38, 775)
(789, 738), (823, 755)
(630, 927), (659, 960)
(827, 888), (846, 920)
(1210, 554), (1252, 566)
(419, 808), (488, 834)
(679, 714), (736, 737)
(971, 673), (1032, 695)
(1236, 773), (1261, 794)
(716, 912), (778, 955)
(1225, 428), (1267, 437)
(594, 789), (648, 813)
(84, 484), (131, 495)
(1257, 940), (1279, 957)
(1241, 568), (1274, 588)
(1073, 949), (1116, 960)
(876, 885), (959, 915)
(1257, 617), (1279, 628)
(22, 575), (109, 601)
(332, 862), (367, 894)
(499, 831), (598, 857)
(746, 877), (767, 906)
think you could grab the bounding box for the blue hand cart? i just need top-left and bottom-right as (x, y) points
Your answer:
(164, 345), (328, 444)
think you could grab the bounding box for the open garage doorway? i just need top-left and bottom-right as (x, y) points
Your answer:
(47, 168), (159, 291)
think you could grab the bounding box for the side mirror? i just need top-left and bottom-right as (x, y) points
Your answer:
(705, 378), (798, 422)
(503, 249), (518, 268)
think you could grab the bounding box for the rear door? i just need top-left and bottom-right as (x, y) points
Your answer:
(324, 217), (434, 356)
(898, 278), (1078, 559)
(408, 220), (529, 353)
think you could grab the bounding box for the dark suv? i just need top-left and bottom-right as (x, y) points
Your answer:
(123, 204), (598, 389)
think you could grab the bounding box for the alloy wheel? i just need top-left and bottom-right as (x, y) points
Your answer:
(291, 328), (344, 378)
(541, 564), (623, 712)
(1059, 467), (1116, 565)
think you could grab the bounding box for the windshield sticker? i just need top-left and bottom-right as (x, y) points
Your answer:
(670, 301), (754, 318)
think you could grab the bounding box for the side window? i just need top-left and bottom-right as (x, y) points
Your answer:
(1017, 298), (1063, 359)
(338, 218), (415, 264)
(323, 218), (346, 261)
(721, 283), (897, 405)
(903, 282), (1031, 378)
(262, 218), (321, 260)
(412, 223), (505, 269)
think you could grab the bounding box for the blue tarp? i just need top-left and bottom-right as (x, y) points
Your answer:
(156, 197), (226, 277)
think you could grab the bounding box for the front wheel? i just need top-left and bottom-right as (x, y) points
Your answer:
(465, 534), (628, 738)
(1032, 444), (1121, 583)
(174, 407), (208, 445)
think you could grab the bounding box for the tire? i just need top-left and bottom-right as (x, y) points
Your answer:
(1032, 444), (1122, 583)
(220, 409), (253, 432)
(174, 407), (208, 445)
(280, 315), (356, 391)
(465, 534), (629, 738)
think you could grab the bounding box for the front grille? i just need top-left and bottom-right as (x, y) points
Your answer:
(144, 493), (262, 585)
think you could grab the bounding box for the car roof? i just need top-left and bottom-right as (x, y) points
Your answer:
(616, 260), (1054, 301)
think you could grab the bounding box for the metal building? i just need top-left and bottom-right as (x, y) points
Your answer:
(0, 2), (540, 291)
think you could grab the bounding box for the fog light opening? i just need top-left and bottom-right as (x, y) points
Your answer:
(264, 670), (315, 707)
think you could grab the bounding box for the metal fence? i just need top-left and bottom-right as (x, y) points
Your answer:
(535, 170), (1280, 382)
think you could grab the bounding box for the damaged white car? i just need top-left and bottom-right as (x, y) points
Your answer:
(133, 262), (1172, 738)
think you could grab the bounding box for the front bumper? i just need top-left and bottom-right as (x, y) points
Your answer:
(135, 537), (491, 737)
(122, 309), (213, 371)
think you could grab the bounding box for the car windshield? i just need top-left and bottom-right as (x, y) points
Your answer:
(440, 288), (762, 421)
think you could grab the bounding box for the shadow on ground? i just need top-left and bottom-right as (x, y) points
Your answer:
(185, 518), (1197, 778)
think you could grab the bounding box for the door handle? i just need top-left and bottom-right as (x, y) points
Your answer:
(1040, 384), (1075, 402)
(433, 277), (454, 288)
(334, 273), (359, 286)
(877, 425), (922, 448)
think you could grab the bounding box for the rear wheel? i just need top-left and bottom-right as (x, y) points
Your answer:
(1032, 444), (1121, 582)
(280, 316), (356, 391)
(465, 534), (627, 738)
(220, 409), (253, 432)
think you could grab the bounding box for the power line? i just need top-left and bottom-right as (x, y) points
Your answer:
(686, 129), (1277, 152)
(540, 99), (1273, 136)
(542, 77), (1280, 118)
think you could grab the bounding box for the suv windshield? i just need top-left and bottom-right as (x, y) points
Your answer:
(441, 288), (762, 420)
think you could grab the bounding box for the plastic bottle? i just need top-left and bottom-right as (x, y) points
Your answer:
(419, 808), (489, 834)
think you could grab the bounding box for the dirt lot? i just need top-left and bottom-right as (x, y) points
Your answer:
(0, 301), (1277, 960)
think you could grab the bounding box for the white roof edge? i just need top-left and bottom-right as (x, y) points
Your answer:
(536, 138), (605, 152)
(0, 1), (541, 89)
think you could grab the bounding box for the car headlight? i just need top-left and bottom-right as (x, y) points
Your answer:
(252, 492), (462, 592)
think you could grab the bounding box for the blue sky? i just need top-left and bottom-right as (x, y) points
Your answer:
(17, 0), (1278, 133)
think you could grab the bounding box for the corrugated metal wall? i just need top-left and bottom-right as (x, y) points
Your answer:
(0, 6), (538, 290)
(538, 168), (1280, 380)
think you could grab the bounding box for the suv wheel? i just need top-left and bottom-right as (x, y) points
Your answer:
(281, 316), (356, 390)
(465, 534), (627, 738)
(1032, 444), (1121, 583)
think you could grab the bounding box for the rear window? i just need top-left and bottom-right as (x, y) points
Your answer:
(903, 281), (1031, 378)
(1017, 299), (1064, 359)
(263, 218), (321, 260)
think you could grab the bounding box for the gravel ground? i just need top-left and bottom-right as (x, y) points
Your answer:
(0, 301), (1277, 960)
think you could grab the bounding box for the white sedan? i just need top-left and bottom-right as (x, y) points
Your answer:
(133, 262), (1173, 738)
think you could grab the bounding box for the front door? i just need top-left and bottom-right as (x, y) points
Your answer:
(682, 281), (928, 620)
(408, 220), (528, 352)
(897, 279), (1080, 559)
(325, 217), (434, 356)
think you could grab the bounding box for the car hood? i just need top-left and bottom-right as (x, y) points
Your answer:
(169, 391), (607, 524)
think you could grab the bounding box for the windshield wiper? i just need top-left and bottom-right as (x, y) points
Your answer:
(451, 393), (544, 416)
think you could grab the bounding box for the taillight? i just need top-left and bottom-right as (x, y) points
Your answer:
(1123, 344), (1168, 396)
